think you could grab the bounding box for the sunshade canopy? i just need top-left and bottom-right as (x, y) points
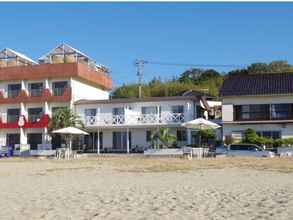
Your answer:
(52, 127), (89, 135)
(181, 118), (221, 130)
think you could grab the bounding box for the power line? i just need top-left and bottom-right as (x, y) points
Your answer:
(144, 60), (246, 68)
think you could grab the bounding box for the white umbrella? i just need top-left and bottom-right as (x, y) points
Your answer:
(52, 127), (89, 152)
(182, 118), (221, 147)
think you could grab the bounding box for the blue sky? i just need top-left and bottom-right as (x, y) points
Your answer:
(0, 2), (293, 87)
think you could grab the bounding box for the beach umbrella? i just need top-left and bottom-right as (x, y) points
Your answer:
(182, 118), (221, 147)
(52, 127), (89, 152)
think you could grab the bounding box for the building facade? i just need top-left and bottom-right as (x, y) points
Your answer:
(220, 73), (293, 142)
(0, 44), (112, 153)
(74, 95), (218, 153)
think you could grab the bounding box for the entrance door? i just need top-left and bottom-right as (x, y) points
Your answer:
(27, 133), (42, 150)
(112, 131), (131, 151)
(84, 132), (103, 153)
(6, 133), (20, 150)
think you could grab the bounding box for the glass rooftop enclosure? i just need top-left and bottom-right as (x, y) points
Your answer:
(0, 43), (109, 73)
(0, 48), (37, 67)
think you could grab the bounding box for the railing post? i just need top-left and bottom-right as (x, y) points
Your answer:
(126, 127), (130, 154)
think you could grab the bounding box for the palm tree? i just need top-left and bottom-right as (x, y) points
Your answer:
(48, 107), (84, 131)
(150, 127), (176, 149)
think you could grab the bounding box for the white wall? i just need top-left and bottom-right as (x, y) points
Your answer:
(71, 78), (109, 102)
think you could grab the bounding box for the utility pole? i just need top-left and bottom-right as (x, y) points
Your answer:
(135, 59), (147, 98)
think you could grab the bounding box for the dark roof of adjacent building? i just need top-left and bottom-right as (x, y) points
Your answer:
(220, 72), (293, 97)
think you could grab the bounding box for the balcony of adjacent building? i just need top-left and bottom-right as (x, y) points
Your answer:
(0, 81), (72, 104)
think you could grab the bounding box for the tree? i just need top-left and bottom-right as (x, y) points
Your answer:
(150, 128), (176, 149)
(48, 107), (84, 132)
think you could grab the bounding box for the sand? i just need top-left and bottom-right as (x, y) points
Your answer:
(0, 157), (293, 220)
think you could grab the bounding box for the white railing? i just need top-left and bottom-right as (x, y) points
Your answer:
(84, 113), (185, 127)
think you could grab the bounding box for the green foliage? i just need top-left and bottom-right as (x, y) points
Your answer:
(243, 128), (274, 146)
(274, 138), (293, 147)
(199, 129), (216, 141)
(150, 128), (177, 149)
(113, 60), (293, 99)
(224, 135), (234, 145)
(48, 107), (84, 132)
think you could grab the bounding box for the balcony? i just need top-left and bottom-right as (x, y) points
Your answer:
(84, 113), (185, 127)
(0, 114), (49, 129)
(0, 87), (71, 104)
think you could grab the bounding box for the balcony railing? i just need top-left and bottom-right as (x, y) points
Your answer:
(7, 90), (21, 98)
(29, 88), (43, 97)
(53, 87), (66, 96)
(84, 113), (185, 127)
(28, 114), (42, 123)
(0, 87), (71, 104)
(7, 115), (20, 123)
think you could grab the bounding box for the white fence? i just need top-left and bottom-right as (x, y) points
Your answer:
(84, 113), (185, 127)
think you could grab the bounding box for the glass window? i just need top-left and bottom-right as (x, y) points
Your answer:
(28, 108), (43, 123)
(112, 107), (124, 115)
(237, 104), (270, 120)
(7, 84), (21, 98)
(177, 129), (187, 142)
(27, 133), (43, 150)
(146, 130), (152, 142)
(52, 81), (68, 96)
(271, 104), (291, 119)
(142, 106), (157, 115)
(257, 131), (281, 140)
(7, 108), (20, 123)
(29, 83), (43, 97)
(172, 105), (184, 114)
(85, 109), (96, 117)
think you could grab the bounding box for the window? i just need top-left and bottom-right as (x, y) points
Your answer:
(177, 129), (187, 142)
(6, 133), (20, 150)
(7, 108), (20, 123)
(271, 104), (292, 119)
(112, 131), (131, 150)
(28, 108), (43, 123)
(142, 106), (157, 115)
(112, 107), (125, 124)
(112, 107), (124, 115)
(234, 104), (270, 121)
(27, 133), (42, 150)
(146, 130), (152, 142)
(29, 83), (43, 97)
(171, 105), (184, 122)
(52, 81), (68, 96)
(172, 105), (184, 114)
(7, 84), (21, 98)
(256, 131), (281, 140)
(196, 105), (204, 118)
(85, 109), (96, 117)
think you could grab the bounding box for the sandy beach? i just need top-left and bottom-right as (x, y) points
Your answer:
(0, 156), (293, 220)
